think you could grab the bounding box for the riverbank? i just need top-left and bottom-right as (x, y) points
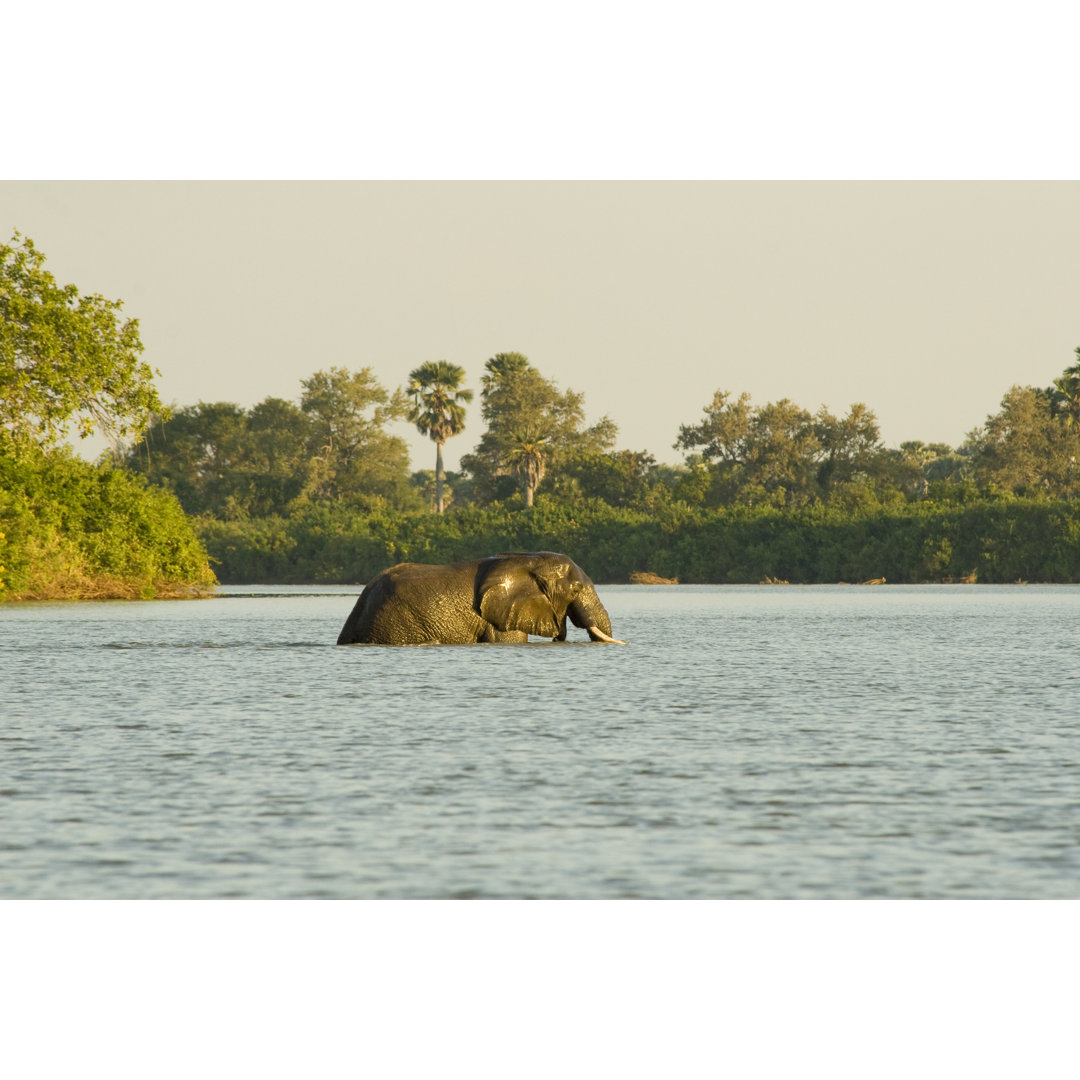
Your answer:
(3, 577), (216, 602)
(0, 448), (217, 603)
(8, 456), (1079, 599)
(194, 496), (1080, 586)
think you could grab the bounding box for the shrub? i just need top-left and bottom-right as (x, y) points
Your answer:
(187, 496), (1080, 586)
(0, 447), (216, 600)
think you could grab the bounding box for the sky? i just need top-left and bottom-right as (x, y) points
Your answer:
(4, 180), (1078, 472)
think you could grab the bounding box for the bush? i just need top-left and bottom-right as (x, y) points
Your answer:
(188, 495), (1080, 586)
(0, 447), (216, 600)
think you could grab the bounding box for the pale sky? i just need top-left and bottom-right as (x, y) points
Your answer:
(3, 181), (1078, 472)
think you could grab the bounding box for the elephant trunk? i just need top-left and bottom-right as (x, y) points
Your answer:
(568, 591), (625, 643)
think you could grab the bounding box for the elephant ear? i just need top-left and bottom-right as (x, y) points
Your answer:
(476, 556), (563, 638)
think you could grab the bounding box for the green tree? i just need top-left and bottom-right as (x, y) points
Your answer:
(673, 390), (754, 497)
(411, 469), (459, 512)
(813, 402), (885, 493)
(1049, 346), (1080, 427)
(125, 370), (422, 517)
(740, 398), (819, 503)
(675, 390), (817, 506)
(0, 444), (215, 600)
(406, 360), (472, 514)
(125, 401), (251, 517)
(886, 440), (969, 495)
(299, 366), (417, 505)
(677, 390), (897, 507)
(244, 396), (318, 514)
(505, 434), (549, 507)
(554, 448), (659, 507)
(461, 352), (615, 506)
(1, 231), (163, 451)
(964, 384), (1080, 497)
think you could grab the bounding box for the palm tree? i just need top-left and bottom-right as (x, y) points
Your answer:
(1050, 347), (1080, 428)
(506, 430), (549, 506)
(406, 361), (472, 513)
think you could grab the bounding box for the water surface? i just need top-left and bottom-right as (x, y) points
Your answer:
(2, 584), (1078, 898)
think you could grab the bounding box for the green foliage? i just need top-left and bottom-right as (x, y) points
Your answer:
(125, 369), (423, 517)
(127, 401), (258, 517)
(411, 469), (460, 512)
(406, 360), (472, 514)
(189, 495), (1080, 587)
(552, 448), (659, 507)
(299, 366), (417, 504)
(1048, 346), (1080, 427)
(9, 233), (1080, 597)
(886, 441), (971, 494)
(674, 389), (896, 507)
(0, 444), (215, 600)
(813, 402), (885, 492)
(109, 342), (1080, 590)
(0, 233), (213, 601)
(963, 384), (1080, 497)
(1, 232), (163, 450)
(460, 352), (616, 506)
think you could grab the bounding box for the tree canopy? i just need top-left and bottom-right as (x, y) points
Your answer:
(963, 383), (1080, 498)
(0, 233), (212, 601)
(1, 232), (163, 451)
(126, 367), (421, 517)
(460, 352), (616, 506)
(299, 366), (413, 502)
(118, 343), (1080, 524)
(1048, 346), (1080, 428)
(406, 360), (472, 513)
(674, 390), (890, 507)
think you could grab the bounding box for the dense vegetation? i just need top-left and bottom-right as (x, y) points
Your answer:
(1, 233), (214, 600)
(5, 230), (1079, 595)
(191, 494), (1080, 586)
(0, 447), (215, 599)
(120, 348), (1080, 586)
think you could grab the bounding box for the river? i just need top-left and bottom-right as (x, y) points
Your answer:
(2, 584), (1078, 898)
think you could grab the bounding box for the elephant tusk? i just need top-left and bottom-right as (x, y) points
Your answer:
(588, 626), (627, 644)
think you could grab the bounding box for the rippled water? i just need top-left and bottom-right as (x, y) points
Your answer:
(2, 584), (1079, 898)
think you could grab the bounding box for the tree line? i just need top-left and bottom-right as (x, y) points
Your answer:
(117, 342), (1080, 587)
(120, 350), (627, 516)
(4, 229), (1080, 597)
(196, 497), (1080, 587)
(120, 347), (1080, 519)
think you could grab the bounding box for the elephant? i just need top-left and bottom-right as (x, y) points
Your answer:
(336, 551), (626, 645)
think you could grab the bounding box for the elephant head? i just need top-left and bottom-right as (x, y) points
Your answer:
(475, 552), (623, 643)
